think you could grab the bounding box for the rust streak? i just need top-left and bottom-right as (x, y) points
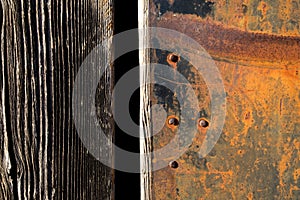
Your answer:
(280, 98), (283, 116)
(156, 12), (300, 66)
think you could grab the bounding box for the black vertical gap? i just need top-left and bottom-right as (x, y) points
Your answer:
(113, 0), (140, 200)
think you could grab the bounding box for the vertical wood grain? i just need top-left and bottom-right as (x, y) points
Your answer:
(138, 1), (152, 200)
(0, 0), (114, 199)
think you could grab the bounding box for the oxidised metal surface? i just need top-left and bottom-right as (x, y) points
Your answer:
(148, 0), (300, 199)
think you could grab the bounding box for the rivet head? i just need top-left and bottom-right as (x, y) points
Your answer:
(169, 161), (179, 168)
(170, 54), (179, 63)
(167, 53), (180, 64)
(199, 119), (209, 128)
(168, 117), (179, 126)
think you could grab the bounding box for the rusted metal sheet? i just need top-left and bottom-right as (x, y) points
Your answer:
(141, 0), (300, 199)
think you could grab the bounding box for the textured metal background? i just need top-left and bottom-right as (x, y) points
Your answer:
(145, 0), (300, 199)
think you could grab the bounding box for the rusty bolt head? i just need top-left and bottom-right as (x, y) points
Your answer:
(199, 119), (209, 128)
(169, 161), (179, 168)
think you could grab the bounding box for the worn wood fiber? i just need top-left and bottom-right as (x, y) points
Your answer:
(0, 0), (113, 199)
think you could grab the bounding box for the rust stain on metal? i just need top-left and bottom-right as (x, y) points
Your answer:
(151, 52), (300, 199)
(155, 12), (300, 66)
(147, 1), (300, 199)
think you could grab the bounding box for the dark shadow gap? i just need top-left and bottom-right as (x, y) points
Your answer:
(113, 0), (140, 199)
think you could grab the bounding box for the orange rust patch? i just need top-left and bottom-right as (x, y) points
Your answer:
(150, 57), (300, 199)
(257, 1), (269, 17)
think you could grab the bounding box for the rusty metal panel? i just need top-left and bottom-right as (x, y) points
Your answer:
(141, 0), (300, 199)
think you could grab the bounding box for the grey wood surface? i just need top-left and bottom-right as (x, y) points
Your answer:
(0, 0), (114, 199)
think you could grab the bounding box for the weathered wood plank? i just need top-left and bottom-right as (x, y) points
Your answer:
(0, 0), (114, 199)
